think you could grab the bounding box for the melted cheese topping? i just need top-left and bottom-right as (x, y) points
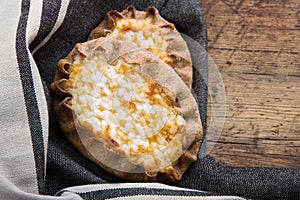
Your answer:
(66, 52), (186, 172)
(109, 17), (175, 68)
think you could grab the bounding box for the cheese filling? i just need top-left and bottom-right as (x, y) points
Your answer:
(66, 52), (186, 172)
(109, 17), (175, 68)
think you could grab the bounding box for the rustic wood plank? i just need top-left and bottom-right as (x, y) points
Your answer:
(200, 0), (300, 168)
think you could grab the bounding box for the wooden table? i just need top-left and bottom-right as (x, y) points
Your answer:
(200, 0), (300, 168)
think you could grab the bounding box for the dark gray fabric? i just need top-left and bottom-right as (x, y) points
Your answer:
(29, 0), (62, 52)
(181, 154), (300, 199)
(57, 187), (214, 199)
(27, 0), (300, 199)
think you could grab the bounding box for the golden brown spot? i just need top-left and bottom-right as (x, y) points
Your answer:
(165, 60), (175, 68)
(100, 90), (108, 97)
(106, 135), (120, 147)
(96, 115), (103, 121)
(145, 115), (151, 126)
(147, 82), (163, 95)
(137, 145), (147, 153)
(165, 135), (174, 142)
(117, 63), (135, 74)
(146, 83), (175, 107)
(104, 124), (110, 135)
(148, 134), (160, 144)
(98, 105), (105, 111)
(128, 101), (137, 113)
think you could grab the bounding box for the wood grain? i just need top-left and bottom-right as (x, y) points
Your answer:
(200, 0), (300, 168)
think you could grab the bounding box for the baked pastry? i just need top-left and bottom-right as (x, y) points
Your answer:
(51, 38), (202, 182)
(89, 6), (193, 88)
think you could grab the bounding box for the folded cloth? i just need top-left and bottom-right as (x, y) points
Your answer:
(0, 0), (299, 199)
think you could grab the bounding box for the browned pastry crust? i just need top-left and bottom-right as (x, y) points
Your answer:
(51, 37), (202, 182)
(89, 6), (193, 88)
